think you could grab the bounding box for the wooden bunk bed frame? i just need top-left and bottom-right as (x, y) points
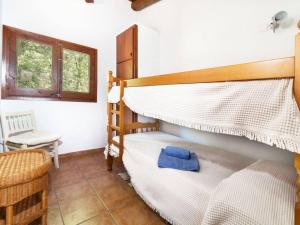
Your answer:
(107, 34), (300, 224)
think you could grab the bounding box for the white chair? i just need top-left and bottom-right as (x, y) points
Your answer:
(0, 111), (60, 168)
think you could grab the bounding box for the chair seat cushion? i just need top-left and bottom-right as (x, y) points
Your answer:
(7, 131), (60, 146)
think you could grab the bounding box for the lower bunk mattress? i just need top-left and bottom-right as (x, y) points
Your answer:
(113, 131), (296, 225)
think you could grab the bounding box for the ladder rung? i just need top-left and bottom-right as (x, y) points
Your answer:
(112, 140), (119, 147)
(110, 110), (120, 115)
(109, 102), (120, 106)
(111, 125), (120, 131)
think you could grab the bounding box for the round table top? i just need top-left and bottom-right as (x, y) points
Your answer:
(0, 149), (51, 188)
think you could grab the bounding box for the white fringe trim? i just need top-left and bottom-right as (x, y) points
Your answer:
(104, 144), (120, 159)
(123, 163), (178, 225)
(123, 98), (300, 153)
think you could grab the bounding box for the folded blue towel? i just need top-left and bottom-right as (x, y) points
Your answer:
(164, 146), (191, 159)
(158, 149), (200, 172)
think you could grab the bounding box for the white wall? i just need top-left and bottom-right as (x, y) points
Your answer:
(0, 0), (136, 154)
(138, 24), (160, 76)
(136, 0), (300, 73)
(133, 0), (300, 165)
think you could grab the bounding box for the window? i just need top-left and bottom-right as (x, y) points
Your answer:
(2, 25), (97, 102)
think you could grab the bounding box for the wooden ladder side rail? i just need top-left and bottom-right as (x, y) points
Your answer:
(107, 71), (128, 170)
(109, 71), (126, 83)
(107, 71), (114, 171)
(118, 80), (126, 160)
(295, 33), (300, 225)
(117, 81), (160, 159)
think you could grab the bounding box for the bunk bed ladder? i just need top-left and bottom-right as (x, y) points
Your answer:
(106, 71), (160, 171)
(107, 71), (122, 170)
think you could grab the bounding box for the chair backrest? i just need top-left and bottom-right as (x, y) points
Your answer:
(1, 111), (36, 139)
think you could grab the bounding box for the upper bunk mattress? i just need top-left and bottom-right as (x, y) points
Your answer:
(113, 131), (255, 225)
(109, 79), (300, 153)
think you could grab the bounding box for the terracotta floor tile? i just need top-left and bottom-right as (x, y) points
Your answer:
(51, 161), (78, 175)
(59, 195), (105, 225)
(89, 173), (120, 191)
(78, 211), (116, 225)
(48, 164), (57, 174)
(97, 184), (136, 210)
(55, 180), (95, 201)
(79, 163), (108, 179)
(50, 166), (78, 178)
(75, 156), (102, 167)
(59, 162), (78, 172)
(111, 197), (160, 225)
(51, 169), (83, 188)
(47, 204), (64, 225)
(48, 174), (55, 191)
(48, 189), (57, 206)
(59, 155), (76, 163)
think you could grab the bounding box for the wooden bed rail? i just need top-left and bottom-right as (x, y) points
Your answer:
(126, 57), (294, 87)
(108, 33), (300, 224)
(125, 121), (160, 133)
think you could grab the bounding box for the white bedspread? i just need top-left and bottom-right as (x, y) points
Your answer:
(202, 160), (296, 225)
(117, 132), (255, 225)
(108, 79), (300, 153)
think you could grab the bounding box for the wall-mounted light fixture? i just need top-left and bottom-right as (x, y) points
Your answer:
(269, 11), (288, 33)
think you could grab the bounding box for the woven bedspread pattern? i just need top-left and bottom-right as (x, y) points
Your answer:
(202, 160), (296, 225)
(108, 79), (300, 153)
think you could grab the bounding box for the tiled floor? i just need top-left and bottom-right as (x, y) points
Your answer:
(46, 149), (167, 225)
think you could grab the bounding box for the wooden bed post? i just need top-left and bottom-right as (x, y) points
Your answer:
(118, 80), (126, 159)
(294, 33), (300, 225)
(155, 119), (160, 131)
(107, 71), (114, 171)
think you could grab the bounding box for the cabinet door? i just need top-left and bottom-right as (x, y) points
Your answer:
(117, 60), (133, 79)
(117, 25), (137, 64)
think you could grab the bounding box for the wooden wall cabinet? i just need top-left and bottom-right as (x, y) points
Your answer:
(116, 24), (159, 124)
(116, 25), (138, 124)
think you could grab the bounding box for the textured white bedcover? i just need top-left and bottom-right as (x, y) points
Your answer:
(202, 160), (296, 225)
(116, 132), (255, 225)
(114, 132), (296, 225)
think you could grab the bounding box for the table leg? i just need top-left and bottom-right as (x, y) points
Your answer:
(41, 189), (48, 225)
(5, 205), (13, 225)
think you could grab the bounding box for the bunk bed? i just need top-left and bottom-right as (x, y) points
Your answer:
(106, 34), (300, 225)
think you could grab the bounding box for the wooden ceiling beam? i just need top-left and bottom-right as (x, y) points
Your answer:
(131, 0), (160, 11)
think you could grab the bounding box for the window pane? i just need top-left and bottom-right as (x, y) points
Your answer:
(16, 39), (53, 89)
(62, 49), (90, 93)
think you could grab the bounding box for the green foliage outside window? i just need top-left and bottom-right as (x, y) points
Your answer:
(16, 39), (90, 93)
(16, 39), (53, 89)
(63, 49), (90, 93)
